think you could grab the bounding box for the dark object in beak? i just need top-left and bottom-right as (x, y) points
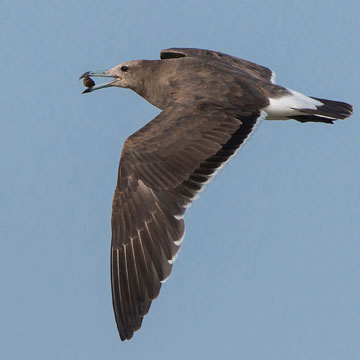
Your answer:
(79, 70), (116, 94)
(82, 75), (95, 88)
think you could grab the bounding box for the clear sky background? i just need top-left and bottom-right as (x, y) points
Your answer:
(1, 1), (359, 359)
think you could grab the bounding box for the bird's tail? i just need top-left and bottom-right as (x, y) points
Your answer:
(292, 97), (353, 124)
(265, 89), (353, 124)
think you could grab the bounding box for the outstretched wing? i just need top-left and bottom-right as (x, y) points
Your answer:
(160, 47), (275, 83)
(111, 103), (265, 340)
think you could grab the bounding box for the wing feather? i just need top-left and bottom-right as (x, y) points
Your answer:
(160, 47), (274, 82)
(111, 104), (264, 340)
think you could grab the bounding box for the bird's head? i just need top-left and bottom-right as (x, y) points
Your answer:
(80, 60), (147, 94)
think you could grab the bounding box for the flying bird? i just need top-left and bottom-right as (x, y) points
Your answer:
(80, 48), (353, 341)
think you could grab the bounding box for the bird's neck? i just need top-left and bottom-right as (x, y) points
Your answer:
(130, 60), (173, 110)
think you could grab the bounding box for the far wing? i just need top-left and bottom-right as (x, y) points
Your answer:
(160, 47), (274, 83)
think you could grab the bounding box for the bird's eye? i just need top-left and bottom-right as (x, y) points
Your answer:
(121, 65), (129, 72)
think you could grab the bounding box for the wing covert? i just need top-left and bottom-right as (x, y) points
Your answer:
(160, 47), (274, 82)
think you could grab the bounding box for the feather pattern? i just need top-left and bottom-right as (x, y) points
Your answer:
(111, 103), (263, 340)
(80, 47), (353, 341)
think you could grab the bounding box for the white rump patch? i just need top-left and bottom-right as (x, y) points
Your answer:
(264, 89), (323, 120)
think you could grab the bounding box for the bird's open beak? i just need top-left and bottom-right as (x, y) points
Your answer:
(79, 70), (117, 94)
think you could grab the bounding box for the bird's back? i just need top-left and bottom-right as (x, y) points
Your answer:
(150, 56), (271, 111)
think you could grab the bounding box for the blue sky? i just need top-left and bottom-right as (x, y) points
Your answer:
(1, 1), (359, 359)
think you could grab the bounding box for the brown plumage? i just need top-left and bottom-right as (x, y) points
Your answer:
(80, 47), (353, 341)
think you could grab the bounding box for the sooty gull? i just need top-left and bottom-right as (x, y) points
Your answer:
(80, 47), (353, 341)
